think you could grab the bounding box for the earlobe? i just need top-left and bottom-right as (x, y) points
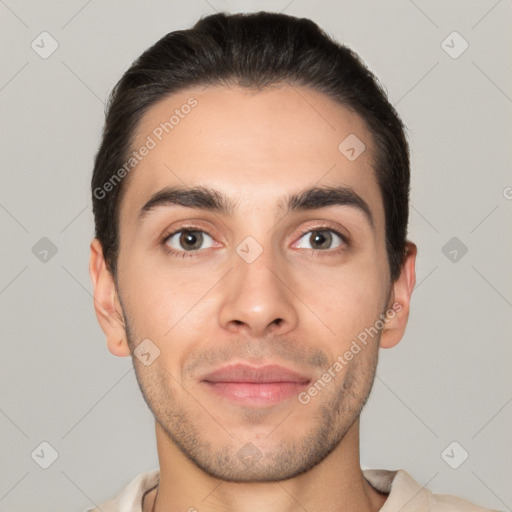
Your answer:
(379, 241), (417, 349)
(89, 239), (131, 357)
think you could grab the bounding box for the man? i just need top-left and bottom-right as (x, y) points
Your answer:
(88, 11), (497, 512)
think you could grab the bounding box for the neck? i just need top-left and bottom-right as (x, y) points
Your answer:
(146, 419), (387, 512)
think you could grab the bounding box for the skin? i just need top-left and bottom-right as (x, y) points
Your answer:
(90, 84), (416, 512)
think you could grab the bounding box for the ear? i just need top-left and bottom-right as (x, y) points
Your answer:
(89, 238), (131, 357)
(379, 241), (417, 349)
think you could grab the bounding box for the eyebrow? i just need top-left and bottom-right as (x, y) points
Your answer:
(137, 184), (374, 229)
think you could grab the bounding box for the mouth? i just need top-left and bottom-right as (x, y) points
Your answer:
(200, 363), (311, 405)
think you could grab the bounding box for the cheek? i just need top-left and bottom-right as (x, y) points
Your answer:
(291, 258), (387, 346)
(121, 260), (223, 345)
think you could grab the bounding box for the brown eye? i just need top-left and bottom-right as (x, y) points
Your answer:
(165, 229), (213, 252)
(309, 231), (333, 250)
(295, 229), (346, 252)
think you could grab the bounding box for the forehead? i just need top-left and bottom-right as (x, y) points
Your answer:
(120, 84), (384, 229)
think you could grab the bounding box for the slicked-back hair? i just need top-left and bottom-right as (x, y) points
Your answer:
(91, 11), (410, 282)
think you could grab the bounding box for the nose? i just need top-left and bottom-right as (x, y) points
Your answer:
(218, 246), (299, 338)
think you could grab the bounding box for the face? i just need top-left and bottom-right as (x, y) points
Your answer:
(101, 84), (403, 482)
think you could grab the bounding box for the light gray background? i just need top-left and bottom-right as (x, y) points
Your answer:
(1, 1), (511, 511)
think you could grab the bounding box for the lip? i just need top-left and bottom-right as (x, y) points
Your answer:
(200, 363), (311, 405)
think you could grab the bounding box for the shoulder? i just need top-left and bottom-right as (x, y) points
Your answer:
(363, 468), (501, 512)
(85, 469), (160, 512)
(429, 492), (501, 512)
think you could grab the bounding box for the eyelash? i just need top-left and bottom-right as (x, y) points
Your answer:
(296, 226), (349, 257)
(161, 225), (211, 259)
(161, 224), (349, 259)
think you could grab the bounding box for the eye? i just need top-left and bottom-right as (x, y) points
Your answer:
(164, 229), (214, 253)
(294, 229), (346, 252)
